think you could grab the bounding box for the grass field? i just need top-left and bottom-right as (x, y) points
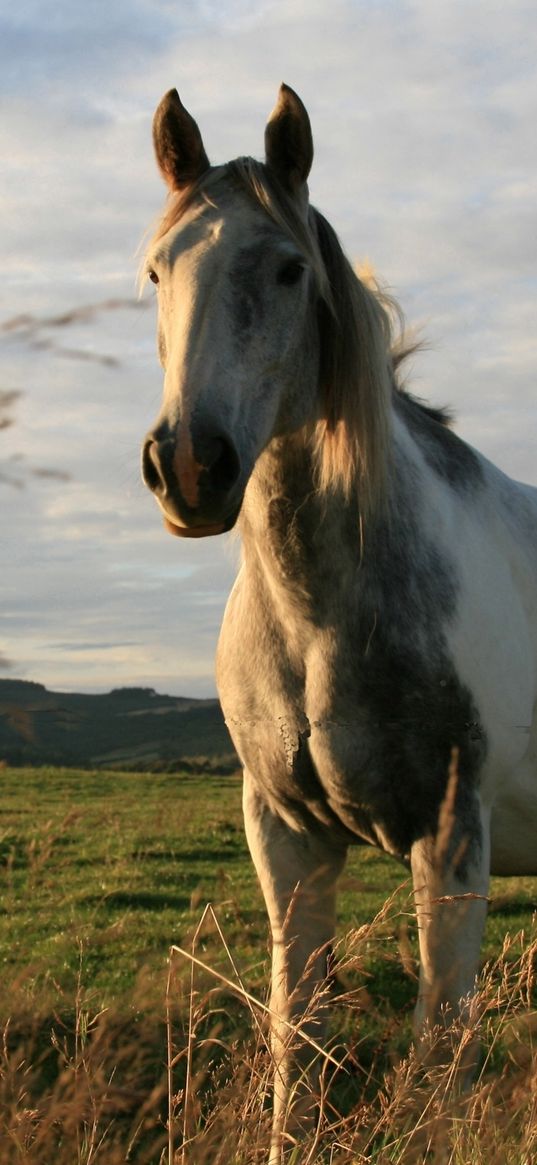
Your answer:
(1, 766), (536, 1163)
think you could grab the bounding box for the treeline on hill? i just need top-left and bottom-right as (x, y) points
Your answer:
(0, 679), (237, 770)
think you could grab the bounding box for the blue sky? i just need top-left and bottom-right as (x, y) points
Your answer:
(1, 0), (536, 695)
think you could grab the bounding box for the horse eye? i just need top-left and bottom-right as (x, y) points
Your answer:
(277, 258), (305, 286)
(148, 269), (159, 285)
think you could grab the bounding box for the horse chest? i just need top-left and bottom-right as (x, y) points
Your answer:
(220, 592), (487, 858)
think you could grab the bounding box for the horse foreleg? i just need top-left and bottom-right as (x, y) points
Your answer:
(243, 770), (347, 1162)
(410, 802), (490, 1083)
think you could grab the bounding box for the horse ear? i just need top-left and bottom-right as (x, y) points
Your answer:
(265, 83), (313, 193)
(153, 89), (210, 191)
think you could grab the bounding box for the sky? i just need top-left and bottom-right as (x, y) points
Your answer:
(1, 0), (536, 697)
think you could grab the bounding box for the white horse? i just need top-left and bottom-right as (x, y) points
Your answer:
(141, 84), (537, 1161)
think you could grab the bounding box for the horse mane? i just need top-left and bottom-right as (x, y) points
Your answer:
(310, 207), (394, 510)
(149, 157), (426, 516)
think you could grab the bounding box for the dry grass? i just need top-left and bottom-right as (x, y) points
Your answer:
(3, 895), (531, 1164)
(0, 957), (169, 1164)
(164, 904), (537, 1164)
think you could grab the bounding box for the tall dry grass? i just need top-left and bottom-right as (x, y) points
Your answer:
(2, 892), (535, 1165)
(166, 900), (537, 1164)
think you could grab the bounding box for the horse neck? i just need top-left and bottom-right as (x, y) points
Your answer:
(238, 408), (431, 609)
(239, 433), (367, 606)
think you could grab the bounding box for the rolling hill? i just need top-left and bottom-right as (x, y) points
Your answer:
(0, 679), (236, 769)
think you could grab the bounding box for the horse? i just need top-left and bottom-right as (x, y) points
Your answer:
(141, 84), (537, 1161)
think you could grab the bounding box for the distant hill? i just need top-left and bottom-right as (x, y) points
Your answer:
(0, 679), (237, 770)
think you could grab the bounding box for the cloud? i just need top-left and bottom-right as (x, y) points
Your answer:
(1, 0), (536, 694)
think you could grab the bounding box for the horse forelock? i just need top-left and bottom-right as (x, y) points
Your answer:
(148, 156), (419, 517)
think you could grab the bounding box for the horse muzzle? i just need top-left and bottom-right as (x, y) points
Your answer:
(141, 422), (243, 538)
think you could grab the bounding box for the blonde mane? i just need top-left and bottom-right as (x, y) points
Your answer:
(150, 158), (414, 516)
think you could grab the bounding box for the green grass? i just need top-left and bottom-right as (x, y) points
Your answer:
(1, 766), (535, 1008)
(1, 767), (263, 1008)
(1, 766), (536, 1163)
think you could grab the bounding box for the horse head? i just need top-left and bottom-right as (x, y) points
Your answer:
(141, 85), (321, 538)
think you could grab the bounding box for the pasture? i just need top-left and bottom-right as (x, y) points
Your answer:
(1, 765), (536, 1163)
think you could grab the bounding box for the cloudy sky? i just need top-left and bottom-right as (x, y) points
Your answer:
(1, 0), (536, 697)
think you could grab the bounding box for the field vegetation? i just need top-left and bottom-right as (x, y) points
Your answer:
(0, 766), (536, 1163)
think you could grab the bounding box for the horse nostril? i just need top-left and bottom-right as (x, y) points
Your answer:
(142, 437), (163, 493)
(206, 436), (241, 493)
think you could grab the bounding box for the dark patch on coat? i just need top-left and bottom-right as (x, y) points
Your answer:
(267, 494), (318, 592)
(347, 622), (486, 869)
(322, 459), (487, 869)
(395, 389), (484, 493)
